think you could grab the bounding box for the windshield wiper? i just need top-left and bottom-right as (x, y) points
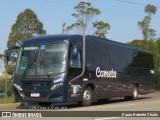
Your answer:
(39, 59), (51, 77)
(22, 61), (33, 78)
(22, 50), (38, 78)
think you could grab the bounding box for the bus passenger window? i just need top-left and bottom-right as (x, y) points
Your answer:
(70, 51), (82, 68)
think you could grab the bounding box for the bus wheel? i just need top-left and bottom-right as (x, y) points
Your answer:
(80, 87), (93, 106)
(125, 85), (139, 100)
(38, 102), (52, 106)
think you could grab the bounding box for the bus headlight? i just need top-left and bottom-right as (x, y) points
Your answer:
(53, 78), (63, 84)
(51, 83), (63, 91)
(14, 83), (23, 91)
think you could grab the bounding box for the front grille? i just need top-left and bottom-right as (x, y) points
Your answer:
(21, 81), (52, 90)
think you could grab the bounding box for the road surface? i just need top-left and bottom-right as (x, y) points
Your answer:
(0, 92), (160, 120)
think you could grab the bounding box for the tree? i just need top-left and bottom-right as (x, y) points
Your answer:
(6, 9), (46, 75)
(0, 54), (4, 72)
(66, 1), (100, 35)
(93, 21), (110, 38)
(66, 1), (110, 37)
(0, 54), (4, 59)
(148, 29), (156, 40)
(145, 4), (157, 15)
(138, 4), (157, 42)
(128, 39), (145, 49)
(7, 9), (46, 48)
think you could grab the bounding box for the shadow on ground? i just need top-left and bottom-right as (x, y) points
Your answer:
(16, 95), (152, 110)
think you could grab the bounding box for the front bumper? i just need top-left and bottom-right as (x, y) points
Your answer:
(14, 85), (66, 103)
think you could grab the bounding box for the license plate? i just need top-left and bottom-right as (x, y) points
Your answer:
(31, 93), (40, 97)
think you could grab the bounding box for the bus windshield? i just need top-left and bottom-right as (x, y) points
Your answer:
(16, 43), (67, 76)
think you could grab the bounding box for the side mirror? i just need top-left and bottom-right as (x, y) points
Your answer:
(6, 46), (20, 63)
(6, 49), (11, 62)
(71, 45), (78, 59)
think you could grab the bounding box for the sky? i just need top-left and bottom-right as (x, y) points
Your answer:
(0, 0), (160, 71)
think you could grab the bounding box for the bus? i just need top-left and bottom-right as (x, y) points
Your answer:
(7, 34), (155, 106)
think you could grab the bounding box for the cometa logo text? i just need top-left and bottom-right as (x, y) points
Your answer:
(96, 67), (117, 78)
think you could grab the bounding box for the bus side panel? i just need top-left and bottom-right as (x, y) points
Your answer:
(107, 43), (135, 97)
(85, 37), (117, 100)
(88, 37), (155, 98)
(129, 51), (155, 94)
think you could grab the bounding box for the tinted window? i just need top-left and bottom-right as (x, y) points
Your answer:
(130, 52), (154, 69)
(16, 43), (67, 76)
(70, 51), (82, 68)
(108, 44), (134, 69)
(86, 38), (110, 70)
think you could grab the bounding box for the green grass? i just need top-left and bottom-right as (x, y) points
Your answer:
(155, 90), (160, 92)
(0, 97), (16, 104)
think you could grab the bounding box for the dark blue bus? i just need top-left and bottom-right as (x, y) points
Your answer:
(7, 34), (155, 106)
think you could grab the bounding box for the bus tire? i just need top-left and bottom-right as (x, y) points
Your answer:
(80, 87), (93, 106)
(38, 102), (52, 106)
(125, 85), (139, 100)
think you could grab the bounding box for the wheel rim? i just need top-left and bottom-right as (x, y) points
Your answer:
(133, 87), (138, 98)
(83, 90), (91, 103)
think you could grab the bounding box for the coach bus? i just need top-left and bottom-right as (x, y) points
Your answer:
(6, 34), (155, 106)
